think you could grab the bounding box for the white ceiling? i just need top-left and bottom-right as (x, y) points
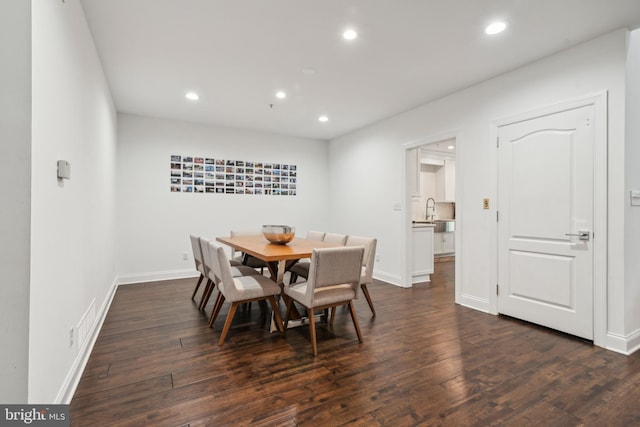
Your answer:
(80, 0), (640, 141)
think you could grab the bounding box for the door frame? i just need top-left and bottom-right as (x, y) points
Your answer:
(402, 130), (461, 290)
(489, 91), (608, 347)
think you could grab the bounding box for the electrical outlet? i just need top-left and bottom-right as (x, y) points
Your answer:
(183, 252), (188, 260)
(69, 327), (74, 348)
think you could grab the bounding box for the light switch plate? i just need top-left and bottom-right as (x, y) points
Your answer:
(57, 160), (71, 179)
(631, 190), (640, 206)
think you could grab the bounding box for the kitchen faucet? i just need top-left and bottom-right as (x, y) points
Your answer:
(426, 198), (435, 220)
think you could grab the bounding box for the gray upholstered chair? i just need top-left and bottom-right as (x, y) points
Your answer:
(288, 231), (346, 284)
(207, 241), (284, 345)
(284, 246), (365, 355)
(345, 235), (378, 316)
(198, 237), (261, 311)
(189, 234), (206, 300)
(230, 230), (268, 272)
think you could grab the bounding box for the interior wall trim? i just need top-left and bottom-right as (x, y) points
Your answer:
(117, 269), (199, 285)
(55, 277), (118, 404)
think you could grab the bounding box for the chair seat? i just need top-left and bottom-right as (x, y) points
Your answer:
(285, 282), (356, 307)
(288, 260), (310, 278)
(225, 274), (281, 302)
(230, 265), (261, 277)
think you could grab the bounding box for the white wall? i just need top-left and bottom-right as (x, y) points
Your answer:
(116, 114), (330, 280)
(625, 29), (640, 343)
(31, 0), (117, 403)
(0, 0), (31, 404)
(329, 30), (630, 343)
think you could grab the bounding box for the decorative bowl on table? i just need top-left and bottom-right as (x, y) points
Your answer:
(262, 225), (295, 245)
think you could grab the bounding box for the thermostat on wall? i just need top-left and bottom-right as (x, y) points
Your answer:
(57, 160), (71, 179)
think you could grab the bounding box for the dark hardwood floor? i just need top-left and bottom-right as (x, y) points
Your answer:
(71, 261), (640, 426)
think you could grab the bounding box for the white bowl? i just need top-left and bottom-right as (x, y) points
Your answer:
(262, 225), (295, 245)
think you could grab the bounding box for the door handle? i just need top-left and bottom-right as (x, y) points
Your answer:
(565, 230), (590, 241)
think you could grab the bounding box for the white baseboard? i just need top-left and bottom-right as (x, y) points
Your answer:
(606, 329), (640, 355)
(54, 269), (201, 403)
(373, 271), (406, 288)
(456, 293), (491, 313)
(55, 277), (118, 404)
(117, 269), (199, 285)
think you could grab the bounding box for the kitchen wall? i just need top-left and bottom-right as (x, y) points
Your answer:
(30, 0), (118, 402)
(116, 114), (330, 281)
(0, 0), (31, 404)
(328, 29), (632, 350)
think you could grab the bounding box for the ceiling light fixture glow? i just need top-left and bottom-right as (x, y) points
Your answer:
(318, 115), (329, 122)
(185, 92), (200, 101)
(448, 145), (455, 150)
(485, 21), (507, 35)
(342, 29), (358, 40)
(275, 91), (286, 99)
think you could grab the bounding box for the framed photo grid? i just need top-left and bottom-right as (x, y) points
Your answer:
(170, 155), (297, 196)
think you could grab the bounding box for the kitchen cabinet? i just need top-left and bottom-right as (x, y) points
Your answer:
(412, 225), (434, 283)
(434, 231), (455, 255)
(435, 159), (456, 201)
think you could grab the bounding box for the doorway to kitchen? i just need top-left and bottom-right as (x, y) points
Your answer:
(404, 134), (458, 288)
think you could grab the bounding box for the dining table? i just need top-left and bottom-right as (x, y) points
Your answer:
(216, 234), (342, 331)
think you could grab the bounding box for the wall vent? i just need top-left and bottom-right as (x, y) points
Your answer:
(76, 299), (96, 349)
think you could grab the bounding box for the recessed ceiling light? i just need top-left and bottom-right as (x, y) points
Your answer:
(275, 91), (286, 99)
(185, 92), (200, 101)
(302, 67), (317, 75)
(448, 145), (455, 150)
(342, 29), (358, 40)
(485, 21), (507, 35)
(318, 115), (329, 122)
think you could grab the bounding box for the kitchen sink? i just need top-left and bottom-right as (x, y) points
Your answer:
(433, 219), (455, 232)
(412, 219), (455, 232)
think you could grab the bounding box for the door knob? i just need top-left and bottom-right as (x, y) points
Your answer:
(565, 230), (590, 241)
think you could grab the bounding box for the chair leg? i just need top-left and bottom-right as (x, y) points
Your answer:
(308, 308), (318, 356)
(361, 284), (376, 316)
(347, 301), (363, 343)
(284, 298), (293, 331)
(218, 302), (239, 346)
(208, 293), (224, 328)
(200, 279), (215, 310)
(329, 306), (337, 326)
(191, 274), (204, 300)
(289, 272), (298, 285)
(267, 296), (284, 333)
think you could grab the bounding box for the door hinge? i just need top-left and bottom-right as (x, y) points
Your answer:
(496, 137), (499, 148)
(496, 210), (499, 222)
(496, 284), (499, 295)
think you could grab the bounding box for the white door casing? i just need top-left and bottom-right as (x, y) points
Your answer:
(497, 104), (594, 340)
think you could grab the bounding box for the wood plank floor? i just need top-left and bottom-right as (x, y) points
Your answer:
(71, 261), (640, 426)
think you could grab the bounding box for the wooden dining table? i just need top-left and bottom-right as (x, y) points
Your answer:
(216, 234), (342, 331)
(216, 235), (339, 285)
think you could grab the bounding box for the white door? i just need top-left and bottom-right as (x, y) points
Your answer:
(497, 104), (594, 340)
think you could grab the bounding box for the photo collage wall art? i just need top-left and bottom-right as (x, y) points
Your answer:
(170, 155), (297, 195)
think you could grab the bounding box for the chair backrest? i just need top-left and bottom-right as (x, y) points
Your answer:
(322, 232), (347, 245)
(205, 240), (226, 287)
(198, 237), (215, 281)
(306, 230), (325, 241)
(345, 235), (377, 285)
(190, 234), (205, 274)
(303, 246), (364, 307)
(229, 230), (262, 257)
(209, 241), (243, 301)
